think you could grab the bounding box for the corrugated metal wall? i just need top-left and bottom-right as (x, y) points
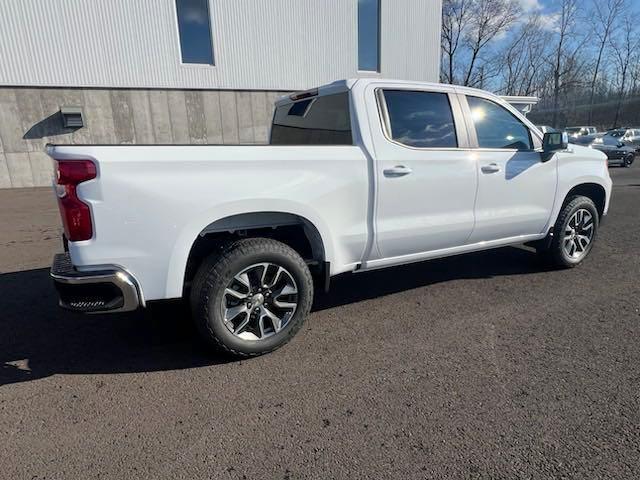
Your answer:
(0, 0), (442, 90)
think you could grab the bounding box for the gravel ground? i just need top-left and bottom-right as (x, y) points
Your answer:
(1, 165), (639, 479)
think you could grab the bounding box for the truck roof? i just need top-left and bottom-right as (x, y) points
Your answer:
(276, 78), (520, 106)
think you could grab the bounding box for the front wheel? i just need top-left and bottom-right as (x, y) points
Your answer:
(623, 154), (634, 167)
(547, 196), (599, 268)
(190, 238), (314, 357)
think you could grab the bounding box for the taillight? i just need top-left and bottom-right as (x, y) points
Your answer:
(55, 160), (97, 241)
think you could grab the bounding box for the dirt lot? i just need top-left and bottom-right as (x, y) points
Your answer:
(1, 166), (639, 479)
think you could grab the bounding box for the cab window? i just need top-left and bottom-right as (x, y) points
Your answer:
(382, 90), (458, 148)
(467, 96), (533, 150)
(270, 92), (352, 145)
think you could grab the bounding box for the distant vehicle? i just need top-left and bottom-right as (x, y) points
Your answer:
(537, 125), (558, 133)
(590, 133), (635, 167)
(605, 128), (640, 149)
(566, 126), (598, 137)
(568, 133), (597, 146)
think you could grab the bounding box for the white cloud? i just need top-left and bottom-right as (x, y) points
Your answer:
(517, 0), (543, 12)
(515, 0), (560, 32)
(537, 12), (561, 31)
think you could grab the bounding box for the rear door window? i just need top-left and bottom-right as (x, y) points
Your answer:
(381, 90), (458, 148)
(270, 92), (352, 145)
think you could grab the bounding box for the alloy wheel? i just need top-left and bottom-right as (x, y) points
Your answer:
(221, 263), (298, 341)
(563, 209), (594, 260)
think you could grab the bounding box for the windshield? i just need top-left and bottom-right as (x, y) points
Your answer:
(608, 130), (625, 137)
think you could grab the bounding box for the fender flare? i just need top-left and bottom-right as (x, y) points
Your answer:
(546, 177), (609, 233)
(164, 199), (335, 298)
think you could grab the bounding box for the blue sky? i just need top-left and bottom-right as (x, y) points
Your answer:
(513, 0), (640, 31)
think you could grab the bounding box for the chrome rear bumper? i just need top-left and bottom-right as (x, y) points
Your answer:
(50, 253), (141, 313)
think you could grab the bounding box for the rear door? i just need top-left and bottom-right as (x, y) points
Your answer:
(460, 93), (557, 242)
(367, 84), (477, 260)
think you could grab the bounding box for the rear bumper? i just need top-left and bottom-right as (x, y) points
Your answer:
(50, 253), (142, 313)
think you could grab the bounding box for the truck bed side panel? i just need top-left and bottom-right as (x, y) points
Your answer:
(48, 145), (369, 300)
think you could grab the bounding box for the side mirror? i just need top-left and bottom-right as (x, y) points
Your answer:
(542, 132), (568, 162)
(543, 131), (568, 151)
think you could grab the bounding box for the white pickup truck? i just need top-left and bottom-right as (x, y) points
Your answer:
(48, 79), (612, 357)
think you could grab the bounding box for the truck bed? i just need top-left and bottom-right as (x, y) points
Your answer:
(47, 143), (370, 302)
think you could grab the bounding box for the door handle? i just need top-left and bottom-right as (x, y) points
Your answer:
(481, 163), (501, 174)
(383, 165), (413, 177)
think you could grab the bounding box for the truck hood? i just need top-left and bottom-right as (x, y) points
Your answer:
(570, 144), (608, 161)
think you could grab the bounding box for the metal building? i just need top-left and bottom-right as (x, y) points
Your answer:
(0, 0), (443, 188)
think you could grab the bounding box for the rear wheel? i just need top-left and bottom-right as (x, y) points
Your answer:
(190, 238), (314, 357)
(546, 196), (599, 268)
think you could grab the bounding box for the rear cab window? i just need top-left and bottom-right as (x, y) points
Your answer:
(270, 92), (353, 145)
(379, 90), (458, 148)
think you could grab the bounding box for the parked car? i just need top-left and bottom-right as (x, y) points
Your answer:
(565, 126), (598, 138)
(590, 133), (636, 167)
(567, 133), (598, 146)
(605, 128), (640, 150)
(47, 79), (612, 357)
(537, 125), (559, 134)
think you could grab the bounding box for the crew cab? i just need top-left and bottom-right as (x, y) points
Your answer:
(48, 79), (612, 357)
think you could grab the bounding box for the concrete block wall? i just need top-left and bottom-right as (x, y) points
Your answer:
(0, 87), (289, 188)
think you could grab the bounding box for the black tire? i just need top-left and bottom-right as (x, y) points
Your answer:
(623, 154), (633, 167)
(547, 195), (599, 268)
(189, 238), (314, 357)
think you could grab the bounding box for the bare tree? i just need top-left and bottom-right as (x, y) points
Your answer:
(587, 0), (625, 123)
(441, 0), (471, 84)
(498, 15), (551, 96)
(610, 17), (639, 127)
(547, 0), (587, 127)
(440, 0), (640, 127)
(630, 61), (640, 98)
(462, 0), (520, 87)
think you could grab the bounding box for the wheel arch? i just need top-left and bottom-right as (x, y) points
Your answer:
(534, 181), (607, 255)
(165, 205), (334, 299)
(562, 182), (607, 219)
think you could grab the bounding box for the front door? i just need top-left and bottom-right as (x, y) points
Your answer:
(463, 95), (557, 242)
(371, 87), (477, 259)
